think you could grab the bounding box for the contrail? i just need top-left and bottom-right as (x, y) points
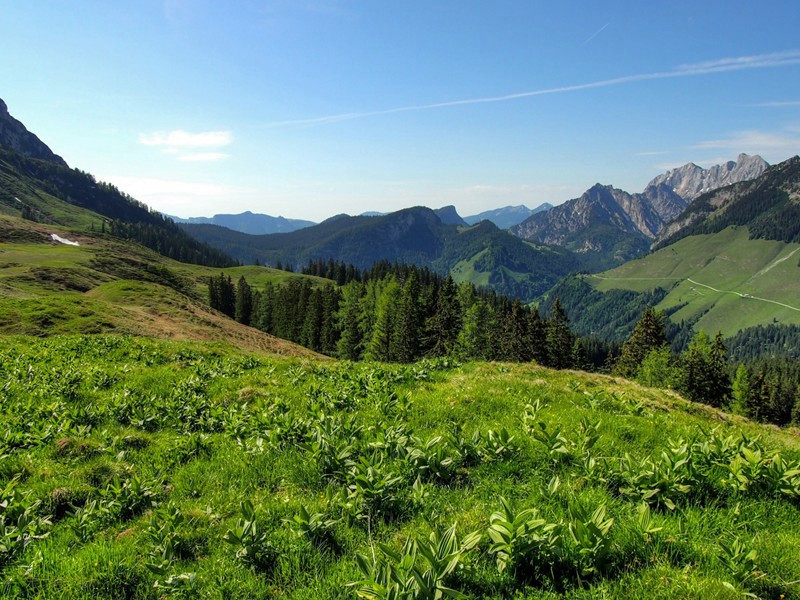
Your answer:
(581, 23), (610, 47)
(266, 50), (800, 128)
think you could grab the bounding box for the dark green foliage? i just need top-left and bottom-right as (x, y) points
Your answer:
(726, 324), (800, 361)
(545, 276), (670, 343)
(614, 307), (668, 378)
(545, 299), (575, 370)
(235, 276), (253, 325)
(678, 331), (731, 408)
(181, 208), (580, 301)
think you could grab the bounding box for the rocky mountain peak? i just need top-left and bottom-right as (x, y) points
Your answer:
(0, 97), (68, 167)
(646, 154), (768, 200)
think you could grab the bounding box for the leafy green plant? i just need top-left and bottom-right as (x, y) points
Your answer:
(352, 523), (480, 600)
(486, 497), (561, 576)
(288, 505), (338, 550)
(566, 501), (614, 576)
(718, 536), (763, 592)
(222, 500), (276, 572)
(531, 422), (571, 464)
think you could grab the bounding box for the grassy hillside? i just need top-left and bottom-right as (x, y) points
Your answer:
(0, 215), (326, 355)
(1, 335), (799, 599)
(586, 226), (800, 337)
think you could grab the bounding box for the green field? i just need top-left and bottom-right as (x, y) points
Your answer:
(587, 226), (800, 336)
(0, 216), (327, 355)
(1, 335), (799, 599)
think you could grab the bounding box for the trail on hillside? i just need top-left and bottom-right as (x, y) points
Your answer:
(589, 273), (800, 313)
(685, 278), (800, 312)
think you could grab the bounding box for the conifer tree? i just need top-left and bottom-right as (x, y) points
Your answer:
(528, 307), (547, 364)
(545, 299), (574, 369)
(235, 276), (253, 325)
(424, 276), (461, 357)
(336, 282), (365, 360)
(366, 278), (400, 361)
(499, 299), (529, 361)
(614, 307), (667, 378)
(392, 273), (422, 362)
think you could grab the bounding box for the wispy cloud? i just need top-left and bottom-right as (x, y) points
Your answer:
(692, 128), (800, 154)
(746, 100), (800, 108)
(267, 49), (800, 127)
(176, 152), (230, 162)
(581, 23), (609, 47)
(139, 130), (232, 148)
(634, 151), (669, 157)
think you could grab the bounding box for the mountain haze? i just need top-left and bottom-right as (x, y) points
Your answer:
(170, 211), (316, 235)
(464, 203), (552, 229)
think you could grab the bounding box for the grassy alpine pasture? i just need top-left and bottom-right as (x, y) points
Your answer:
(587, 226), (800, 336)
(2, 335), (800, 599)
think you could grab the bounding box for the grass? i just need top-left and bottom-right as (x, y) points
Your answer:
(587, 226), (800, 336)
(1, 335), (799, 599)
(0, 215), (330, 355)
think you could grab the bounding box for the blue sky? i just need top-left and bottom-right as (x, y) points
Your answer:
(2, 1), (800, 221)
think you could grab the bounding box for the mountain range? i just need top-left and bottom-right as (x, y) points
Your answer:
(170, 211), (316, 235)
(0, 98), (68, 167)
(509, 154), (769, 269)
(464, 203), (552, 229)
(179, 207), (580, 301)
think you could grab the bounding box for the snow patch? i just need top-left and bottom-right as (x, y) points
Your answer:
(50, 233), (80, 246)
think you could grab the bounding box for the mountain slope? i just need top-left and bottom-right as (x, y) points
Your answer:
(181, 207), (580, 301)
(549, 159), (800, 354)
(464, 203), (552, 229)
(0, 214), (322, 356)
(656, 155), (800, 247)
(0, 98), (67, 167)
(171, 211), (316, 235)
(510, 183), (686, 270)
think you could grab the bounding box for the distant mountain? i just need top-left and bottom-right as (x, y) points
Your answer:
(0, 98), (67, 167)
(464, 203), (552, 229)
(180, 206), (580, 301)
(510, 183), (686, 270)
(548, 157), (800, 356)
(433, 205), (467, 226)
(656, 155), (800, 247)
(171, 211), (315, 235)
(647, 153), (768, 201)
(509, 155), (770, 270)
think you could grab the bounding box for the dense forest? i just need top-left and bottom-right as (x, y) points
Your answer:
(209, 261), (596, 369)
(210, 268), (800, 427)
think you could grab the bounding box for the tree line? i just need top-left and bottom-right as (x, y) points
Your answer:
(613, 307), (800, 426)
(208, 265), (600, 369)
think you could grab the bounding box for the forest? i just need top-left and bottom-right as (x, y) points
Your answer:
(209, 262), (800, 428)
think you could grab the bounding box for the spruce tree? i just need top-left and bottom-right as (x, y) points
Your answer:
(235, 276), (253, 325)
(614, 307), (667, 378)
(366, 278), (400, 361)
(336, 282), (365, 360)
(392, 273), (422, 362)
(424, 277), (461, 357)
(545, 299), (574, 369)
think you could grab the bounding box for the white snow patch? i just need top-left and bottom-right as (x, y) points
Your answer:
(50, 233), (80, 246)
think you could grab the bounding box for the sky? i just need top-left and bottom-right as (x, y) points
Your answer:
(2, 1), (800, 222)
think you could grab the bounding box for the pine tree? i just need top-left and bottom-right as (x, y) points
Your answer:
(424, 277), (461, 357)
(499, 299), (529, 361)
(366, 278), (400, 361)
(456, 300), (491, 360)
(235, 276), (253, 325)
(528, 307), (547, 365)
(392, 273), (422, 362)
(614, 307), (667, 378)
(336, 282), (365, 360)
(545, 299), (574, 369)
(678, 331), (730, 407)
